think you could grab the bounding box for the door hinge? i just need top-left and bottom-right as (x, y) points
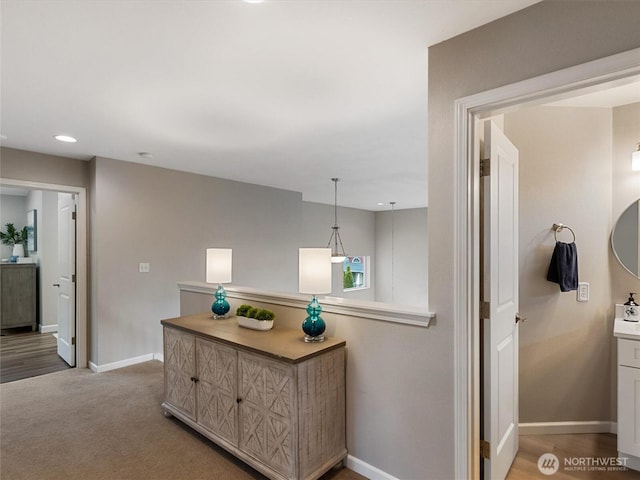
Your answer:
(480, 440), (491, 459)
(480, 158), (490, 177)
(71, 337), (76, 346)
(72, 211), (77, 220)
(480, 301), (490, 320)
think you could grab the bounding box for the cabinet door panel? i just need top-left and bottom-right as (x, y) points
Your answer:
(1, 265), (36, 329)
(197, 338), (238, 444)
(164, 328), (196, 420)
(239, 352), (297, 478)
(619, 365), (640, 456)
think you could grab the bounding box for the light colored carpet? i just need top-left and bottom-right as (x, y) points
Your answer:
(0, 361), (364, 480)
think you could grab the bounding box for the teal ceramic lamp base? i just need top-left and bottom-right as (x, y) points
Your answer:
(302, 295), (326, 343)
(211, 285), (230, 319)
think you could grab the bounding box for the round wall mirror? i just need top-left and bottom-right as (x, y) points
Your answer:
(612, 199), (640, 279)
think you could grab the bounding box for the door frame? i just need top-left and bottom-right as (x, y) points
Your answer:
(0, 177), (87, 369)
(453, 47), (640, 479)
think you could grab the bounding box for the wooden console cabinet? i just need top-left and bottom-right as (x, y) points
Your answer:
(161, 313), (347, 480)
(1, 263), (37, 331)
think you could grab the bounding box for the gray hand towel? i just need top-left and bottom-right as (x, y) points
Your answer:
(547, 241), (578, 292)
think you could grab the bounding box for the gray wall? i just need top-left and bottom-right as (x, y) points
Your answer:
(2, 147), (425, 360)
(89, 156), (382, 366)
(375, 207), (428, 307)
(180, 288), (436, 480)
(428, 1), (640, 478)
(0, 194), (27, 259)
(504, 106), (613, 423)
(90, 155), (294, 365)
(0, 147), (89, 188)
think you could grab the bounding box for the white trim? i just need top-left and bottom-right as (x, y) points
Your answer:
(626, 454), (640, 472)
(89, 353), (157, 373)
(0, 177), (88, 369)
(154, 352), (164, 363)
(453, 48), (640, 480)
(345, 455), (398, 480)
(519, 421), (616, 436)
(178, 281), (434, 327)
(39, 324), (58, 334)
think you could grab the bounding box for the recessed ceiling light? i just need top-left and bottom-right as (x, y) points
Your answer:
(54, 134), (77, 143)
(243, 0), (264, 3)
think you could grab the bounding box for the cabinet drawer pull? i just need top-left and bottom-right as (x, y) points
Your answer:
(236, 398), (242, 404)
(190, 376), (199, 383)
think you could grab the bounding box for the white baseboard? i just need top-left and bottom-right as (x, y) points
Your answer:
(89, 353), (161, 373)
(626, 454), (640, 471)
(40, 324), (58, 334)
(520, 421), (616, 436)
(345, 455), (397, 480)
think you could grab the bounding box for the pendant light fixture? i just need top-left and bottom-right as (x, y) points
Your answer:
(327, 177), (347, 263)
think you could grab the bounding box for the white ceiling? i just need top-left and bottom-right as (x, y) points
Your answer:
(0, 0), (541, 210)
(546, 81), (640, 108)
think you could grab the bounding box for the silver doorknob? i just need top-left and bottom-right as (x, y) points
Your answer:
(515, 313), (526, 324)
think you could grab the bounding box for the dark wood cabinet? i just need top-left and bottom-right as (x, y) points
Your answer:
(1, 264), (37, 331)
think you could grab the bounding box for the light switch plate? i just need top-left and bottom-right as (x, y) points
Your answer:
(139, 262), (150, 273)
(577, 282), (589, 302)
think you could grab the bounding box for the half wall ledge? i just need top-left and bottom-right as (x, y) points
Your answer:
(177, 281), (435, 328)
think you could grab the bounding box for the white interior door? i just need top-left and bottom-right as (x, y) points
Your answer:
(57, 193), (76, 367)
(482, 120), (519, 480)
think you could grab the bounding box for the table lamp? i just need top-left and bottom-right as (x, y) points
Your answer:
(298, 248), (332, 342)
(206, 248), (232, 319)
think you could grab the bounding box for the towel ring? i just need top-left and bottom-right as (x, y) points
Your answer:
(553, 223), (576, 243)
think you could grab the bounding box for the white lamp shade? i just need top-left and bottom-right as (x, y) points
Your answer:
(633, 149), (640, 171)
(206, 248), (232, 284)
(298, 248), (332, 294)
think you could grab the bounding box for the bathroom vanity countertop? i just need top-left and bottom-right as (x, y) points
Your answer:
(614, 318), (640, 340)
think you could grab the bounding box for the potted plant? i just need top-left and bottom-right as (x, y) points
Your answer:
(236, 304), (275, 331)
(0, 223), (29, 260)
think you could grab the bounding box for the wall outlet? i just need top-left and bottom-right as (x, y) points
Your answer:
(139, 262), (150, 273)
(577, 282), (589, 302)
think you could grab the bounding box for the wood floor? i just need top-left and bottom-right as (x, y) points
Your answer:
(0, 328), (71, 383)
(507, 433), (640, 479)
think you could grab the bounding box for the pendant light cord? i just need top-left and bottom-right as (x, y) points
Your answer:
(327, 178), (346, 258)
(390, 201), (396, 303)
